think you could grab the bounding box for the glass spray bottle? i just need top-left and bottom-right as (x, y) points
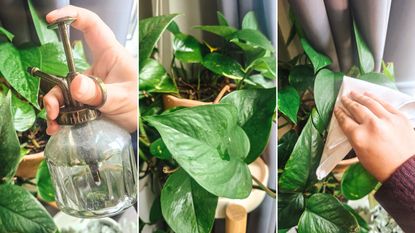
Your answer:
(28, 16), (137, 218)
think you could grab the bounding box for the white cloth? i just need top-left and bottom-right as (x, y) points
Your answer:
(316, 76), (415, 180)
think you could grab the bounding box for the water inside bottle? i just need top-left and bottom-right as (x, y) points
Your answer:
(47, 146), (137, 218)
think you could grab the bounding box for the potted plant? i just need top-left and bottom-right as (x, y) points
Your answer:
(0, 1), (88, 232)
(278, 14), (397, 232)
(139, 11), (276, 232)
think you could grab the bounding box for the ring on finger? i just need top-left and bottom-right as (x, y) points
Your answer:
(87, 75), (107, 109)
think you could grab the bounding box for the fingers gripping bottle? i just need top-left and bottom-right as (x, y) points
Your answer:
(28, 16), (137, 218)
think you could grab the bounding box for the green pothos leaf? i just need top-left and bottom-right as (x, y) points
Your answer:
(221, 88), (276, 164)
(11, 94), (36, 132)
(278, 192), (305, 229)
(300, 38), (332, 73)
(278, 130), (298, 169)
(353, 20), (374, 74)
(0, 184), (57, 233)
(279, 115), (323, 192)
(139, 58), (178, 94)
(27, 0), (59, 45)
(0, 92), (20, 182)
(193, 25), (238, 38)
(145, 104), (252, 198)
(0, 43), (40, 109)
(242, 11), (259, 30)
(288, 64), (314, 94)
(278, 86), (300, 124)
(172, 33), (204, 63)
(202, 52), (245, 80)
(341, 163), (378, 200)
(314, 69), (343, 128)
(217, 11), (229, 26)
(139, 14), (180, 67)
(298, 193), (359, 233)
(231, 29), (274, 52)
(343, 204), (370, 233)
(161, 169), (217, 233)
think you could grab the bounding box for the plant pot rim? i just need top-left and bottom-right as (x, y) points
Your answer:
(15, 151), (45, 179)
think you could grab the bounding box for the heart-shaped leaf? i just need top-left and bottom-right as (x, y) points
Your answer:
(193, 25), (237, 38)
(279, 115), (323, 192)
(139, 58), (178, 94)
(314, 69), (343, 128)
(0, 43), (40, 108)
(173, 33), (203, 63)
(0, 92), (20, 182)
(278, 86), (300, 124)
(202, 53), (245, 80)
(233, 41), (266, 68)
(278, 130), (298, 169)
(343, 204), (370, 233)
(28, 0), (58, 45)
(11, 94), (36, 132)
(216, 12), (229, 26)
(145, 104), (252, 198)
(139, 14), (180, 67)
(298, 193), (359, 233)
(221, 88), (276, 164)
(250, 56), (276, 79)
(161, 169), (218, 233)
(0, 184), (57, 233)
(278, 192), (305, 229)
(231, 29), (274, 52)
(242, 11), (258, 30)
(353, 20), (374, 74)
(245, 74), (276, 89)
(341, 163), (378, 200)
(300, 38), (332, 73)
(288, 65), (314, 94)
(0, 42), (69, 109)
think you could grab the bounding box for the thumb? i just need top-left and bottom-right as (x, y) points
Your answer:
(70, 74), (104, 107)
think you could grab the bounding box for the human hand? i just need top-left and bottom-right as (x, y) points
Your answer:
(43, 5), (137, 135)
(334, 91), (415, 182)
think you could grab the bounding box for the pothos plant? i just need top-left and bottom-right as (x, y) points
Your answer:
(278, 16), (397, 233)
(139, 11), (276, 233)
(0, 1), (88, 232)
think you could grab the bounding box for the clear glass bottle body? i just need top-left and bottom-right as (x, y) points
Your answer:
(44, 118), (137, 218)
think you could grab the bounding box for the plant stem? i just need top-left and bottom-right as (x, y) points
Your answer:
(252, 175), (276, 199)
(139, 137), (150, 147)
(139, 148), (148, 162)
(139, 110), (150, 144)
(213, 85), (230, 103)
(169, 55), (180, 97)
(163, 166), (180, 174)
